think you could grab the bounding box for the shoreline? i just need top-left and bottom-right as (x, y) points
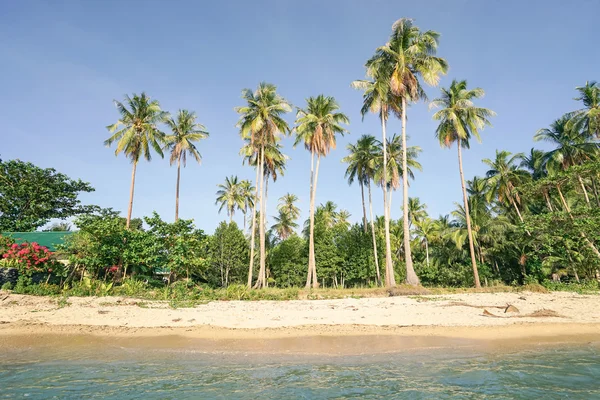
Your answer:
(2, 291), (600, 355)
(1, 322), (599, 356)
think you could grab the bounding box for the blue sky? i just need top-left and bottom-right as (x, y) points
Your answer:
(1, 0), (598, 233)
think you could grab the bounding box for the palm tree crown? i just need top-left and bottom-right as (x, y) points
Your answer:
(164, 109), (208, 167)
(295, 95), (349, 155)
(215, 175), (245, 223)
(105, 92), (169, 162)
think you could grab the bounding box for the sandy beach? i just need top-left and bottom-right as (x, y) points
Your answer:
(1, 291), (599, 354)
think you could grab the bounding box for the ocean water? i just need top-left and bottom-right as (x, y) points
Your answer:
(1, 345), (599, 399)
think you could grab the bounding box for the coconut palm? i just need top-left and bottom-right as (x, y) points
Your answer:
(374, 134), (422, 217)
(295, 95), (349, 289)
(413, 217), (438, 267)
(335, 209), (352, 229)
(431, 79), (496, 288)
(215, 175), (244, 223)
(568, 81), (600, 138)
(105, 93), (169, 228)
(535, 116), (600, 206)
(365, 18), (448, 286)
(278, 193), (301, 221)
(271, 209), (298, 240)
(235, 83), (291, 289)
(342, 135), (382, 285)
(483, 150), (531, 225)
(352, 61), (405, 288)
(407, 197), (428, 228)
(164, 109), (209, 221)
(239, 180), (255, 232)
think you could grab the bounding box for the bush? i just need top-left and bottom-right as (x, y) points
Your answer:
(1, 242), (62, 277)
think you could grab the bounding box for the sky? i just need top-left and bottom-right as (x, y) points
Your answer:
(1, 0), (599, 233)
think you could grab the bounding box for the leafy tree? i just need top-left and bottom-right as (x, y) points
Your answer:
(208, 221), (249, 287)
(431, 79), (496, 288)
(295, 94), (349, 288)
(269, 235), (306, 287)
(0, 159), (94, 231)
(164, 109), (209, 221)
(105, 93), (169, 228)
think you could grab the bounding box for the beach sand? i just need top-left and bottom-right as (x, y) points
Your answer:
(1, 291), (599, 355)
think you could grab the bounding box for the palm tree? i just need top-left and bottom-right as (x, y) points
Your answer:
(295, 95), (349, 289)
(483, 150), (531, 225)
(431, 79), (496, 288)
(334, 209), (352, 229)
(342, 135), (382, 285)
(568, 81), (600, 138)
(413, 217), (438, 267)
(352, 65), (402, 288)
(366, 18), (448, 286)
(215, 175), (244, 223)
(235, 83), (291, 289)
(271, 209), (298, 240)
(520, 149), (554, 211)
(374, 134), (422, 217)
(105, 93), (168, 228)
(239, 180), (255, 232)
(164, 109), (209, 221)
(278, 193), (301, 221)
(407, 197), (428, 228)
(535, 116), (599, 206)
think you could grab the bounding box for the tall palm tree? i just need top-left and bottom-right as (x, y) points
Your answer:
(535, 116), (599, 206)
(413, 217), (438, 267)
(215, 175), (244, 223)
(520, 149), (554, 210)
(278, 193), (301, 221)
(483, 150), (531, 225)
(366, 18), (448, 286)
(271, 209), (298, 240)
(374, 134), (422, 217)
(342, 135), (382, 285)
(239, 180), (255, 232)
(164, 109), (209, 221)
(431, 79), (496, 288)
(295, 95), (349, 289)
(105, 93), (168, 228)
(568, 81), (600, 138)
(235, 83), (291, 289)
(407, 197), (428, 228)
(352, 64), (402, 288)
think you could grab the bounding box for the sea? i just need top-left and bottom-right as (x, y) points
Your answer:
(1, 342), (599, 399)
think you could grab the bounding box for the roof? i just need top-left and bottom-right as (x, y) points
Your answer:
(2, 232), (74, 252)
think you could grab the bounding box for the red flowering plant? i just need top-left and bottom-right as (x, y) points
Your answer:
(0, 235), (16, 259)
(1, 242), (62, 277)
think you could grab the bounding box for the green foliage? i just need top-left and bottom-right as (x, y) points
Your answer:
(0, 159), (94, 231)
(269, 235), (306, 287)
(207, 221), (248, 287)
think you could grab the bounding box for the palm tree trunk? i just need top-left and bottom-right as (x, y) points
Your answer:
(230, 212), (233, 224)
(175, 157), (181, 221)
(401, 98), (418, 286)
(264, 177), (269, 287)
(388, 188), (393, 220)
(126, 161), (137, 229)
(306, 150), (316, 289)
(360, 180), (368, 233)
(591, 177), (600, 208)
(510, 198), (531, 235)
(425, 239), (429, 267)
(368, 180), (381, 286)
(543, 189), (554, 212)
(247, 163), (260, 288)
(458, 139), (481, 288)
(381, 113), (395, 288)
(255, 144), (266, 289)
(243, 206), (247, 232)
(310, 155), (321, 288)
(556, 184), (600, 260)
(578, 175), (591, 207)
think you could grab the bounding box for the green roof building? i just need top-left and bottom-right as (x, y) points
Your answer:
(2, 232), (73, 252)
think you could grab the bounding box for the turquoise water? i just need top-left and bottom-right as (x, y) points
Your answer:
(1, 345), (599, 399)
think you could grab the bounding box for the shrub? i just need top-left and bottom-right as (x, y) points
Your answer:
(2, 242), (62, 277)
